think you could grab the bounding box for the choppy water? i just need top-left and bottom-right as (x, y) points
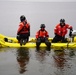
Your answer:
(0, 47), (76, 75)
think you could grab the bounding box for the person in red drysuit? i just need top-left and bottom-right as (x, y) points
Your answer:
(36, 24), (51, 50)
(16, 15), (30, 45)
(52, 19), (73, 43)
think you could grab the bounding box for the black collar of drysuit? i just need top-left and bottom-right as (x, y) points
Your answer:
(60, 23), (65, 27)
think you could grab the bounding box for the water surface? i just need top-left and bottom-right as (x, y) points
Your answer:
(0, 47), (76, 75)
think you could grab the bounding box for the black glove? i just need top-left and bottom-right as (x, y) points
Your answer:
(62, 36), (65, 41)
(41, 36), (47, 39)
(28, 31), (30, 36)
(70, 28), (73, 31)
(16, 35), (20, 39)
(55, 33), (61, 37)
(69, 30), (72, 37)
(37, 37), (41, 40)
(55, 33), (57, 36)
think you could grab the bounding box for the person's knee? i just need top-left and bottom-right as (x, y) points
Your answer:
(45, 41), (51, 46)
(36, 39), (41, 46)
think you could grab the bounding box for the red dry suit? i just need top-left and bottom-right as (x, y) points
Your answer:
(54, 24), (72, 37)
(17, 20), (30, 35)
(36, 29), (49, 39)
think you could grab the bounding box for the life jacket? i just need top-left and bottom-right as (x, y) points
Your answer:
(36, 29), (49, 39)
(17, 21), (30, 34)
(54, 24), (72, 37)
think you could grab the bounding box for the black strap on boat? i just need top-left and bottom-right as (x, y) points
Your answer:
(4, 38), (8, 42)
(67, 42), (69, 49)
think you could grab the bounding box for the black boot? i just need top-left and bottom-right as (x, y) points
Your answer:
(20, 39), (23, 46)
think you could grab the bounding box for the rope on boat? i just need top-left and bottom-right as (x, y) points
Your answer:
(67, 42), (69, 49)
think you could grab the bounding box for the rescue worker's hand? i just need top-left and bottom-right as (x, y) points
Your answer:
(17, 35), (19, 37)
(69, 30), (72, 37)
(16, 35), (20, 39)
(44, 37), (48, 40)
(55, 33), (61, 37)
(55, 33), (57, 36)
(70, 28), (73, 31)
(37, 36), (41, 40)
(38, 36), (41, 39)
(55, 33), (59, 36)
(28, 31), (30, 36)
(62, 36), (65, 41)
(37, 37), (41, 40)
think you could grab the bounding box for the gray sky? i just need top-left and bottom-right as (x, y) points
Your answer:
(0, 0), (76, 2)
(0, 1), (76, 37)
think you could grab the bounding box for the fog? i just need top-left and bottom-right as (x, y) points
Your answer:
(0, 1), (76, 37)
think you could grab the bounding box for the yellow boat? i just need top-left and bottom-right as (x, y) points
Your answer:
(0, 34), (52, 43)
(0, 34), (18, 43)
(0, 34), (76, 49)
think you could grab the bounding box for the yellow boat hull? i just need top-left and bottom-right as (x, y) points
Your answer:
(0, 39), (76, 49)
(0, 34), (52, 43)
(0, 34), (76, 49)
